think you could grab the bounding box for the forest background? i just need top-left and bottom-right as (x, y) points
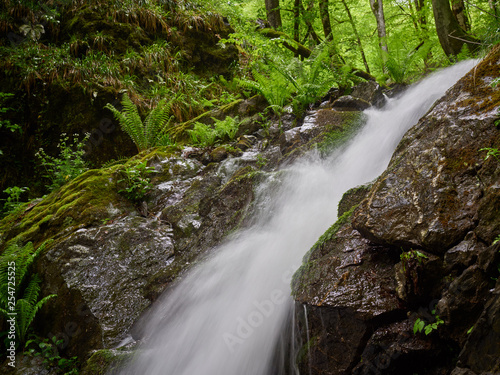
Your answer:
(0, 0), (498, 212)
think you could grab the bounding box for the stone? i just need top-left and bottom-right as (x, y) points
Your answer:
(332, 95), (372, 111)
(351, 81), (386, 108)
(352, 50), (500, 254)
(455, 281), (500, 373)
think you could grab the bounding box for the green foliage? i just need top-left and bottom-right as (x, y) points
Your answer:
(0, 92), (22, 156)
(0, 92), (21, 133)
(256, 154), (268, 169)
(25, 335), (79, 374)
(0, 241), (57, 345)
(237, 63), (295, 115)
(413, 312), (444, 335)
(35, 133), (89, 191)
(493, 234), (500, 245)
(1, 186), (29, 215)
(105, 94), (173, 152)
(479, 147), (500, 161)
(117, 162), (154, 203)
(400, 249), (429, 272)
(19, 22), (45, 42)
(188, 116), (240, 147)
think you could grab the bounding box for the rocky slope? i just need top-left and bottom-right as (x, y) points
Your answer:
(292, 46), (500, 374)
(0, 81), (369, 372)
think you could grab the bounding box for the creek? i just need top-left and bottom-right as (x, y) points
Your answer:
(119, 60), (476, 375)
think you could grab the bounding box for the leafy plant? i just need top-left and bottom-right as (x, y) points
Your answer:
(25, 335), (79, 374)
(0, 92), (22, 155)
(35, 133), (89, 191)
(493, 234), (500, 245)
(105, 93), (173, 152)
(19, 22), (45, 42)
(413, 311), (444, 335)
(256, 154), (268, 169)
(188, 122), (219, 147)
(237, 62), (295, 115)
(479, 147), (500, 161)
(117, 162), (154, 203)
(0, 241), (57, 345)
(1, 186), (29, 215)
(188, 116), (240, 147)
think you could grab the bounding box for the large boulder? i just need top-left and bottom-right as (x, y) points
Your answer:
(292, 46), (500, 374)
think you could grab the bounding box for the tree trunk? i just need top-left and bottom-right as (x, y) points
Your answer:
(489, 0), (499, 16)
(340, 0), (370, 73)
(301, 1), (322, 44)
(431, 0), (478, 56)
(414, 0), (433, 66)
(369, 0), (389, 66)
(265, 0), (282, 29)
(451, 0), (470, 31)
(293, 0), (301, 55)
(318, 0), (333, 40)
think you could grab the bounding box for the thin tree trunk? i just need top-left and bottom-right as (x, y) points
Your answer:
(293, 0), (301, 57)
(489, 0), (499, 16)
(369, 0), (389, 67)
(431, 0), (478, 56)
(340, 0), (370, 73)
(265, 0), (282, 29)
(318, 0), (333, 40)
(451, 0), (470, 31)
(414, 0), (433, 66)
(301, 1), (322, 44)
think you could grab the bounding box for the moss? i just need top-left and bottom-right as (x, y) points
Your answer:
(310, 205), (358, 255)
(0, 163), (131, 250)
(81, 349), (132, 375)
(317, 111), (367, 155)
(291, 205), (358, 294)
(449, 44), (500, 114)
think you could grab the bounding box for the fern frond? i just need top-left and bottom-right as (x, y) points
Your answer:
(105, 94), (146, 151)
(16, 298), (34, 341)
(21, 274), (41, 306)
(144, 97), (173, 147)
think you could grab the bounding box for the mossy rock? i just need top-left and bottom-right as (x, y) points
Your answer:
(81, 349), (132, 375)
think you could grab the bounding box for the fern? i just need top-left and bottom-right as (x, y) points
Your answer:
(237, 65), (294, 114)
(0, 241), (56, 344)
(188, 122), (219, 147)
(104, 94), (173, 152)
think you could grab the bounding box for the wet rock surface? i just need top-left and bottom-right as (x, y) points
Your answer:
(0, 83), (367, 370)
(292, 47), (500, 374)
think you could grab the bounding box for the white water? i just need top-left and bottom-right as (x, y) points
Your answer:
(119, 60), (476, 375)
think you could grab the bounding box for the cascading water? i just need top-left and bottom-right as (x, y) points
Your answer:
(119, 60), (476, 375)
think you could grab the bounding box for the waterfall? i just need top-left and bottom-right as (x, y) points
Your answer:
(118, 60), (476, 375)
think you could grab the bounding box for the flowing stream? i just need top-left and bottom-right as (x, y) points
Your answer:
(119, 60), (476, 375)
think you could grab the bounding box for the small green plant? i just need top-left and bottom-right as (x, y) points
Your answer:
(256, 154), (268, 169)
(35, 133), (89, 191)
(105, 93), (173, 152)
(493, 234), (500, 245)
(413, 310), (444, 335)
(479, 147), (500, 161)
(0, 92), (22, 155)
(0, 241), (57, 345)
(117, 162), (154, 203)
(25, 335), (79, 374)
(400, 249), (428, 272)
(188, 122), (218, 147)
(188, 116), (240, 147)
(1, 186), (29, 215)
